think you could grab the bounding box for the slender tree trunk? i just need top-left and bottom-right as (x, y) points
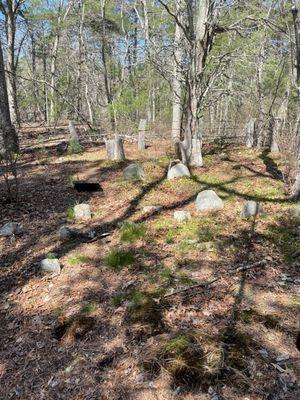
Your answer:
(0, 39), (18, 154)
(5, 3), (20, 126)
(171, 9), (183, 142)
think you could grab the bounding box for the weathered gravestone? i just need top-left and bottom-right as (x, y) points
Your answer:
(174, 210), (191, 222)
(241, 201), (264, 218)
(167, 162), (191, 180)
(105, 135), (125, 161)
(40, 258), (61, 273)
(123, 163), (145, 181)
(195, 190), (224, 212)
(138, 119), (147, 150)
(74, 204), (92, 220)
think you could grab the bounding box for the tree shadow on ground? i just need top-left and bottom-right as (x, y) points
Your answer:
(259, 150), (284, 181)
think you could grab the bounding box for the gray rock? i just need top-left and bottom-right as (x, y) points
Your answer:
(74, 204), (92, 220)
(123, 163), (145, 181)
(241, 201), (264, 218)
(0, 222), (25, 236)
(291, 205), (300, 217)
(142, 205), (161, 213)
(195, 190), (224, 212)
(58, 226), (81, 241)
(167, 163), (190, 180)
(40, 258), (61, 273)
(174, 210), (191, 222)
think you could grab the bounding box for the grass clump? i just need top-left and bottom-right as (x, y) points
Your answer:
(67, 253), (93, 266)
(80, 302), (97, 314)
(66, 206), (75, 221)
(120, 221), (146, 243)
(125, 291), (164, 326)
(67, 140), (84, 155)
(142, 332), (223, 387)
(104, 249), (135, 270)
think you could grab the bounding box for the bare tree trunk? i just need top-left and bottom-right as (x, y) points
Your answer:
(171, 6), (183, 142)
(0, 38), (18, 154)
(5, 2), (20, 126)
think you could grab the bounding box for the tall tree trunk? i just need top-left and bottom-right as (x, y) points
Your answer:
(171, 8), (183, 142)
(5, 2), (20, 126)
(0, 38), (18, 154)
(292, 1), (300, 197)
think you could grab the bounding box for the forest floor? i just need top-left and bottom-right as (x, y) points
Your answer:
(0, 135), (299, 400)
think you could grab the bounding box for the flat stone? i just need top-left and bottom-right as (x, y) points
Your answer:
(195, 190), (224, 212)
(167, 163), (190, 180)
(0, 222), (25, 236)
(74, 204), (92, 220)
(291, 205), (300, 217)
(142, 205), (161, 213)
(123, 164), (145, 181)
(58, 226), (81, 241)
(174, 211), (191, 222)
(40, 258), (61, 273)
(241, 201), (264, 218)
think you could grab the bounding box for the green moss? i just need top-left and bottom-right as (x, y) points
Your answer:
(120, 221), (146, 243)
(80, 302), (97, 314)
(67, 254), (93, 266)
(104, 249), (135, 270)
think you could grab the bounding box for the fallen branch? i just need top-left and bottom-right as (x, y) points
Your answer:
(164, 259), (267, 299)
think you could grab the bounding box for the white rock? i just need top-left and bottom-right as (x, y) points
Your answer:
(142, 205), (161, 213)
(195, 190), (224, 212)
(123, 164), (145, 181)
(174, 211), (191, 222)
(74, 204), (91, 220)
(167, 163), (190, 180)
(0, 222), (24, 236)
(241, 201), (264, 218)
(40, 258), (61, 273)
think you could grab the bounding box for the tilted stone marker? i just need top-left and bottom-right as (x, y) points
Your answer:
(138, 119), (147, 150)
(167, 162), (191, 180)
(123, 163), (145, 181)
(241, 201), (264, 218)
(74, 204), (92, 220)
(195, 190), (224, 211)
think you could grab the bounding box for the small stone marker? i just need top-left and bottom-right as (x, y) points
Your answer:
(123, 163), (145, 181)
(40, 258), (61, 273)
(142, 205), (161, 213)
(74, 204), (92, 220)
(174, 211), (191, 222)
(0, 222), (25, 236)
(167, 163), (191, 180)
(195, 190), (224, 212)
(105, 135), (125, 161)
(241, 201), (264, 218)
(58, 226), (81, 241)
(68, 121), (79, 142)
(291, 205), (300, 217)
(138, 119), (147, 150)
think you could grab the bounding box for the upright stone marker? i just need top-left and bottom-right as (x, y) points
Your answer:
(105, 134), (125, 161)
(138, 119), (147, 150)
(68, 121), (79, 142)
(245, 119), (257, 148)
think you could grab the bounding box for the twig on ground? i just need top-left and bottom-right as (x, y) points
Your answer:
(164, 259), (267, 298)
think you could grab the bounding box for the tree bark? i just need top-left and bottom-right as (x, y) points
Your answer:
(0, 38), (18, 154)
